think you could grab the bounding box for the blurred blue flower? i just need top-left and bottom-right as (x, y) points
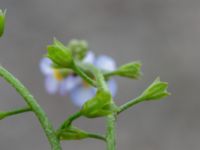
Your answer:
(40, 51), (117, 107)
(70, 51), (118, 106)
(39, 58), (81, 95)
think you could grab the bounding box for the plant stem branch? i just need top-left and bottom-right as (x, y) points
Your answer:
(106, 114), (116, 150)
(87, 132), (106, 142)
(73, 62), (96, 87)
(103, 71), (116, 79)
(0, 66), (62, 150)
(80, 63), (109, 92)
(60, 111), (82, 129)
(0, 107), (31, 120)
(117, 97), (142, 114)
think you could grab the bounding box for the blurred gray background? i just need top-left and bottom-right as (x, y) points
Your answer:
(0, 0), (199, 150)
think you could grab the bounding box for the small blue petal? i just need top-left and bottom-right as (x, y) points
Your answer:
(40, 58), (53, 75)
(83, 51), (95, 64)
(94, 55), (116, 71)
(45, 75), (59, 94)
(70, 86), (96, 107)
(107, 79), (118, 97)
(59, 76), (82, 95)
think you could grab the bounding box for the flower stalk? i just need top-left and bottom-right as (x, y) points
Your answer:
(60, 111), (82, 129)
(106, 114), (116, 150)
(0, 107), (31, 120)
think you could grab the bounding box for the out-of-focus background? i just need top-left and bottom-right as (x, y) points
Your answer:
(0, 0), (199, 150)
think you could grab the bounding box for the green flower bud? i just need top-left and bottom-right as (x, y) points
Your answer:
(113, 61), (142, 79)
(0, 9), (6, 37)
(68, 39), (88, 60)
(139, 77), (170, 101)
(47, 38), (73, 68)
(57, 126), (88, 140)
(81, 90), (118, 118)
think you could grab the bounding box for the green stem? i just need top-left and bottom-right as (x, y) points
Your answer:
(79, 62), (116, 147)
(0, 107), (31, 120)
(73, 62), (96, 87)
(117, 97), (142, 114)
(104, 71), (116, 79)
(81, 63), (116, 148)
(60, 111), (82, 129)
(0, 66), (62, 150)
(87, 132), (106, 142)
(80, 63), (108, 92)
(106, 114), (116, 150)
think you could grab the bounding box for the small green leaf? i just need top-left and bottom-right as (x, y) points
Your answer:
(81, 90), (118, 118)
(57, 126), (88, 140)
(107, 61), (142, 79)
(67, 39), (88, 60)
(0, 9), (6, 37)
(139, 77), (170, 101)
(47, 38), (73, 68)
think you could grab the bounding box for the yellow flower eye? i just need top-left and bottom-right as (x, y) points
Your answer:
(53, 69), (63, 81)
(82, 80), (90, 88)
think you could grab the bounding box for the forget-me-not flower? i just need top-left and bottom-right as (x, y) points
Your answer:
(40, 51), (118, 107)
(39, 58), (81, 95)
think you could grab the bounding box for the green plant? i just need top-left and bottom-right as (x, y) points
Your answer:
(0, 9), (170, 150)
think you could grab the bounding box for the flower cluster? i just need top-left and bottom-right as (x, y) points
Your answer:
(40, 51), (117, 107)
(39, 38), (169, 117)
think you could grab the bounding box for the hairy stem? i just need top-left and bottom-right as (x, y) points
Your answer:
(117, 97), (142, 114)
(60, 111), (82, 129)
(73, 62), (96, 87)
(80, 63), (108, 91)
(103, 71), (116, 79)
(87, 132), (106, 142)
(106, 114), (116, 150)
(0, 66), (62, 150)
(0, 107), (31, 120)
(83, 63), (116, 149)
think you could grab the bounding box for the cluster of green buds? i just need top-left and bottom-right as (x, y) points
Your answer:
(68, 39), (88, 60)
(47, 38), (117, 117)
(44, 37), (170, 140)
(47, 38), (89, 68)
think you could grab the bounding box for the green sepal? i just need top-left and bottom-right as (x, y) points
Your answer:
(138, 77), (170, 101)
(57, 126), (88, 140)
(0, 9), (6, 37)
(47, 38), (73, 68)
(81, 90), (118, 118)
(67, 39), (88, 60)
(112, 61), (142, 79)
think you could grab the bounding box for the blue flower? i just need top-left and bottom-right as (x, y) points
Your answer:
(39, 58), (81, 95)
(69, 51), (118, 107)
(40, 51), (118, 107)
